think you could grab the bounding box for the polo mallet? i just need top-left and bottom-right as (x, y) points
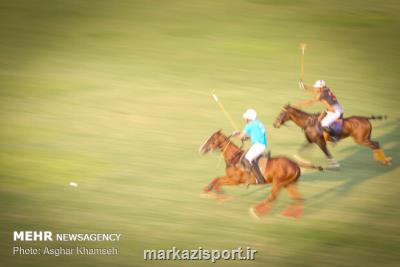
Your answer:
(299, 43), (307, 89)
(212, 91), (239, 131)
(212, 91), (239, 168)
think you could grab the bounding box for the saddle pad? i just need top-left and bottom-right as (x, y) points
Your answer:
(331, 120), (343, 135)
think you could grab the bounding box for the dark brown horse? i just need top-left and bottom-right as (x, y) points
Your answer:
(199, 130), (322, 218)
(273, 105), (392, 167)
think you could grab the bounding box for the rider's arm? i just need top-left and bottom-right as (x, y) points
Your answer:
(304, 84), (315, 93)
(232, 131), (249, 142)
(233, 125), (250, 141)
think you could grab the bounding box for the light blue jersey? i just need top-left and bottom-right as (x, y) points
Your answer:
(243, 119), (267, 145)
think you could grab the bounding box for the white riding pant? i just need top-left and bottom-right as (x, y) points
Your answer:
(245, 143), (266, 162)
(321, 104), (343, 128)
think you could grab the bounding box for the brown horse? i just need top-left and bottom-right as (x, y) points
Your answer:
(198, 130), (322, 218)
(273, 104), (392, 167)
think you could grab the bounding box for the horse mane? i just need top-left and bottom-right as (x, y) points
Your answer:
(285, 104), (320, 118)
(283, 104), (322, 129)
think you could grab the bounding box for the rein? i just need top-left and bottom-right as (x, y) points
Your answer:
(218, 135), (244, 167)
(217, 135), (233, 168)
(284, 107), (316, 130)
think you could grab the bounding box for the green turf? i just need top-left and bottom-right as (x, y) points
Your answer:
(1, 0), (399, 266)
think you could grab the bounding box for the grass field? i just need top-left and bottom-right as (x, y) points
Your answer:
(1, 1), (399, 266)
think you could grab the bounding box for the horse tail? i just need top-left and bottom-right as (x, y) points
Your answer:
(368, 115), (387, 120)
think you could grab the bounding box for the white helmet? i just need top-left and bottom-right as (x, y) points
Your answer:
(313, 80), (326, 88)
(243, 109), (257, 121)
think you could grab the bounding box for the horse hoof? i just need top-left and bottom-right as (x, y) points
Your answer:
(384, 157), (392, 166)
(378, 157), (392, 166)
(249, 202), (272, 218)
(281, 204), (303, 218)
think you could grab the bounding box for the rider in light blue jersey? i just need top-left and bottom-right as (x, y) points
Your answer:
(233, 109), (267, 184)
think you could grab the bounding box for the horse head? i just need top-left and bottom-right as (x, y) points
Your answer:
(198, 130), (229, 154)
(273, 104), (291, 128)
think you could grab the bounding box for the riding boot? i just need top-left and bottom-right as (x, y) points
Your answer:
(240, 158), (253, 188)
(251, 162), (265, 184)
(241, 158), (252, 171)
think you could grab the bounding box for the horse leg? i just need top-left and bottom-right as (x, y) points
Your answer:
(352, 133), (392, 165)
(201, 176), (225, 199)
(316, 138), (332, 159)
(281, 184), (304, 218)
(316, 138), (339, 169)
(249, 180), (281, 218)
(202, 177), (221, 193)
(373, 146), (392, 165)
(211, 176), (241, 201)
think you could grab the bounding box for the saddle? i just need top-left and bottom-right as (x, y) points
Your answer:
(314, 113), (344, 139)
(239, 151), (271, 182)
(255, 150), (271, 167)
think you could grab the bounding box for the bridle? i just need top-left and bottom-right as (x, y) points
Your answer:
(277, 107), (289, 126)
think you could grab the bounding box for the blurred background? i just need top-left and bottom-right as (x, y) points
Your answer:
(0, 0), (399, 266)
